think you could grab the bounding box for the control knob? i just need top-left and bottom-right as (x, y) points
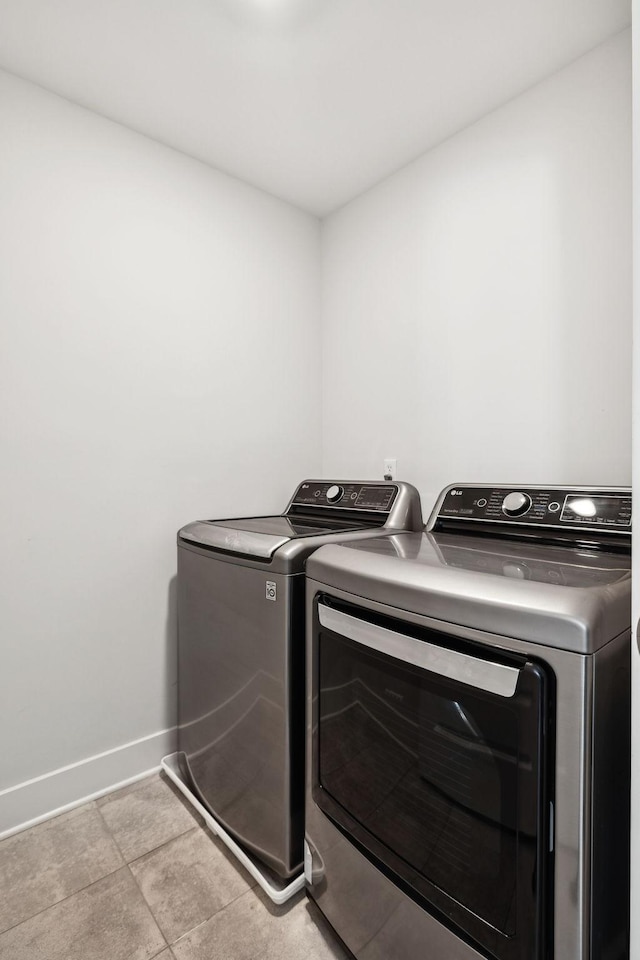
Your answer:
(326, 484), (344, 504)
(502, 491), (532, 518)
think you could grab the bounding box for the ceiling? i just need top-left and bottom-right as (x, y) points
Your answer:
(0, 0), (630, 215)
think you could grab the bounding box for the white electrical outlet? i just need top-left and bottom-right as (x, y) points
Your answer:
(383, 458), (397, 480)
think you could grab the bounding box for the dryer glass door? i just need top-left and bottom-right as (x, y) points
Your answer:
(312, 600), (553, 960)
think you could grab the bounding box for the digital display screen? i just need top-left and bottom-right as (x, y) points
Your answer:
(560, 495), (631, 526)
(355, 486), (395, 509)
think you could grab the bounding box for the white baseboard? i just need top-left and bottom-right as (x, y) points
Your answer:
(0, 726), (177, 840)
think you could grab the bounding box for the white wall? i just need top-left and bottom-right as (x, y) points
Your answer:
(321, 32), (631, 512)
(0, 70), (321, 833)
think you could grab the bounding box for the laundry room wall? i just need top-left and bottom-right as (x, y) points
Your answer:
(320, 30), (631, 512)
(0, 69), (322, 834)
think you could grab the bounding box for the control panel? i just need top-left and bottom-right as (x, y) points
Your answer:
(434, 486), (632, 534)
(291, 481), (398, 513)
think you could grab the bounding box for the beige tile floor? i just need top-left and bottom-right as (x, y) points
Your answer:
(0, 773), (349, 960)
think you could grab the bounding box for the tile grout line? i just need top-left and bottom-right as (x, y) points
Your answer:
(96, 778), (223, 952)
(0, 861), (131, 942)
(149, 949), (175, 960)
(124, 855), (171, 946)
(95, 772), (201, 866)
(134, 828), (264, 952)
(94, 800), (128, 863)
(0, 804), (129, 940)
(124, 860), (169, 956)
(95, 795), (170, 957)
(0, 778), (190, 947)
(0, 772), (264, 958)
(95, 785), (204, 955)
(169, 883), (262, 951)
(125, 823), (200, 868)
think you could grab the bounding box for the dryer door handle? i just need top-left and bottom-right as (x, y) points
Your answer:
(318, 604), (520, 698)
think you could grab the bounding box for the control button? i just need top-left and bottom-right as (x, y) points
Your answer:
(350, 492), (357, 500)
(503, 562), (528, 580)
(314, 490), (321, 497)
(502, 492), (532, 518)
(326, 484), (344, 504)
(548, 501), (560, 513)
(477, 498), (487, 508)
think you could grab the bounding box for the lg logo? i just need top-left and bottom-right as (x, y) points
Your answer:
(451, 489), (463, 496)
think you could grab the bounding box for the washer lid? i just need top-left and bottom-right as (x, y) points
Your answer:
(179, 521), (290, 558)
(178, 515), (369, 559)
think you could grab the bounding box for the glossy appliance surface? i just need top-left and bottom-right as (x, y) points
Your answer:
(305, 484), (631, 960)
(177, 479), (422, 879)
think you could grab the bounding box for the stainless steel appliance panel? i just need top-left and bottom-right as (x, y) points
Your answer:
(177, 480), (423, 881)
(178, 542), (304, 877)
(305, 579), (630, 960)
(306, 533), (631, 654)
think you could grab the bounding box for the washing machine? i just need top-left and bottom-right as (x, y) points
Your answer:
(175, 479), (422, 884)
(305, 483), (631, 960)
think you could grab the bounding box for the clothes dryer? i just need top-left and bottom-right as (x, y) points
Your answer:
(305, 484), (631, 960)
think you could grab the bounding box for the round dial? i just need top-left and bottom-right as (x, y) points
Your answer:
(502, 491), (532, 518)
(326, 484), (344, 504)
